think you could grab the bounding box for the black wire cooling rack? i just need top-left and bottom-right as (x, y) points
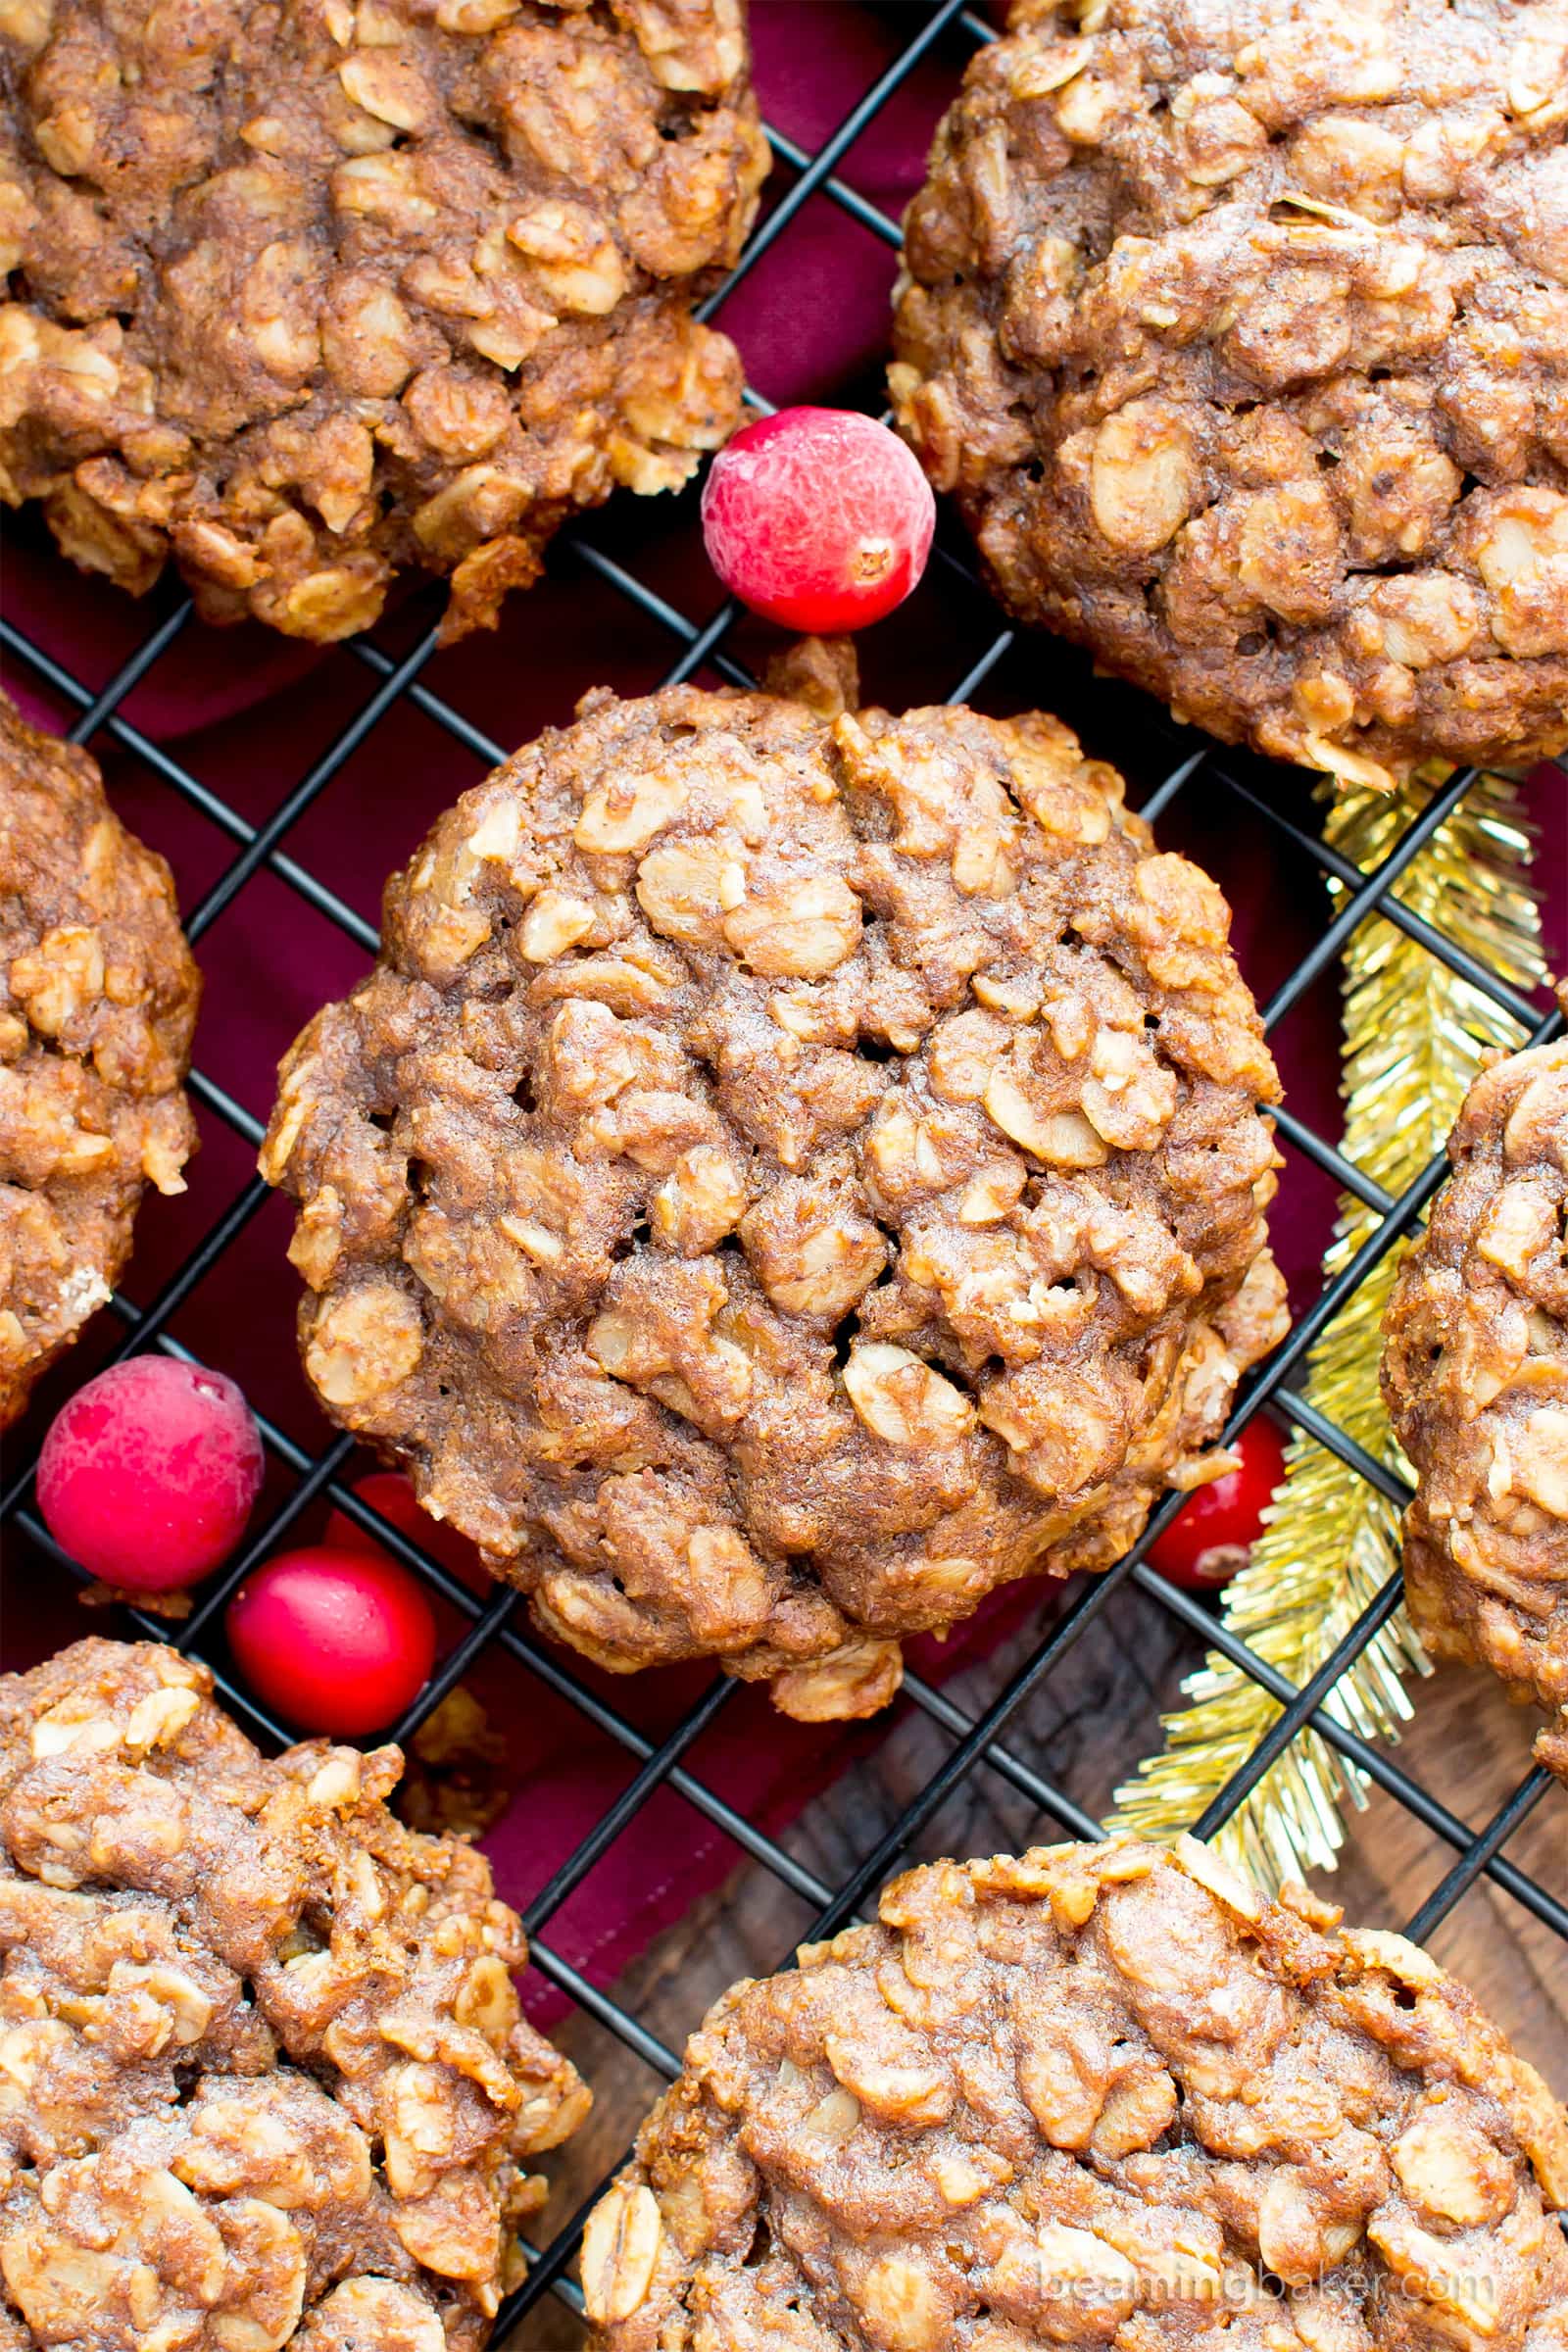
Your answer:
(2, 0), (1566, 2337)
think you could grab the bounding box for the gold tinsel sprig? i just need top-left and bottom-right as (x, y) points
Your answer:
(1109, 769), (1546, 1888)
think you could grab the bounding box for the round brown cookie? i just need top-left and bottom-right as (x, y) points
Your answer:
(0, 0), (766, 645)
(0, 1637), (590, 2350)
(579, 1835), (1568, 2350)
(260, 652), (1286, 1722)
(0, 694), (199, 1428)
(1382, 990), (1568, 1780)
(890, 0), (1568, 789)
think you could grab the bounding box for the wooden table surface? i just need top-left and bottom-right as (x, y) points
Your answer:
(518, 1574), (1566, 2345)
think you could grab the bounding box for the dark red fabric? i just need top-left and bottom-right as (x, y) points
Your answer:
(2, 0), (1564, 2024)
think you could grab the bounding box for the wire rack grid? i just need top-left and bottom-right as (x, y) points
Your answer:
(1, 0), (1565, 2339)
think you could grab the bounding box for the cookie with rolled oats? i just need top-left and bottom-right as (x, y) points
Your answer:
(1383, 989), (1568, 1780)
(0, 1637), (589, 2349)
(891, 0), (1568, 786)
(0, 0), (767, 641)
(581, 1835), (1568, 2350)
(0, 694), (199, 1428)
(261, 652), (1285, 1721)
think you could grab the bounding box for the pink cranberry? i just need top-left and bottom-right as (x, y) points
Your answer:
(226, 1546), (436, 1736)
(38, 1355), (264, 1592)
(701, 407), (936, 633)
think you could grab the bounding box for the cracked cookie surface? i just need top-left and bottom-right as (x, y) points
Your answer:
(1383, 988), (1568, 1780)
(891, 0), (1568, 787)
(0, 1637), (589, 2350)
(0, 0), (766, 642)
(261, 655), (1285, 1722)
(581, 1835), (1568, 2350)
(0, 694), (199, 1428)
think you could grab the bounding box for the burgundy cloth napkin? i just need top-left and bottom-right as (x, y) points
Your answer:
(2, 0), (1564, 2027)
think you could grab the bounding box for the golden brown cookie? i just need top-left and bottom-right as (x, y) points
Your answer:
(0, 0), (767, 642)
(0, 1638), (589, 2349)
(580, 1835), (1568, 2349)
(260, 662), (1285, 1721)
(1383, 992), (1568, 1779)
(0, 695), (199, 1428)
(891, 0), (1568, 788)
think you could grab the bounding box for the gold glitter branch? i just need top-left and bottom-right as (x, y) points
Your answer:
(1109, 771), (1545, 1889)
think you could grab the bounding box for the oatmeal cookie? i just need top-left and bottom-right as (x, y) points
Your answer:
(0, 0), (766, 645)
(260, 657), (1286, 1722)
(1383, 991), (1568, 1779)
(891, 0), (1568, 788)
(580, 1834), (1568, 2349)
(0, 694), (199, 1428)
(0, 1637), (590, 2349)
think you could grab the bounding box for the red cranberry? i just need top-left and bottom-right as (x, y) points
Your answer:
(226, 1546), (437, 1736)
(38, 1356), (264, 1592)
(1147, 1415), (1289, 1590)
(701, 407), (936, 633)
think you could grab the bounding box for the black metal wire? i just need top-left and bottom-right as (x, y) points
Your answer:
(2, 4), (1564, 2339)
